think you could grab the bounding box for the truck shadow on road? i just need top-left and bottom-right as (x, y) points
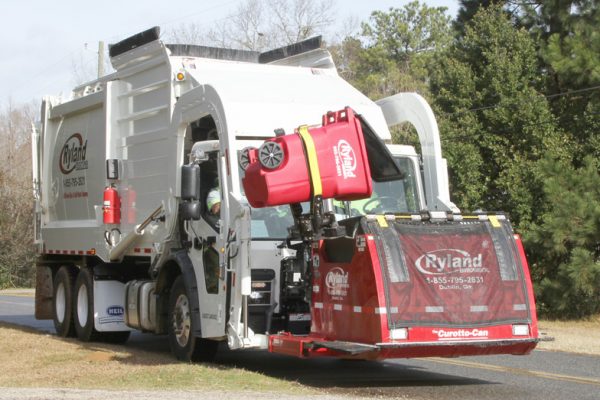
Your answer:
(213, 347), (493, 390)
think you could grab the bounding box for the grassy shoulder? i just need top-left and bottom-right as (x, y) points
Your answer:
(0, 323), (314, 393)
(0, 318), (598, 394)
(537, 316), (600, 356)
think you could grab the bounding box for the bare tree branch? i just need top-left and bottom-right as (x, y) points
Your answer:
(0, 100), (37, 288)
(167, 0), (338, 52)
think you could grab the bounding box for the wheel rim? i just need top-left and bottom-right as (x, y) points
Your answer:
(172, 294), (191, 348)
(258, 142), (284, 169)
(55, 282), (66, 324)
(238, 146), (255, 171)
(77, 284), (88, 327)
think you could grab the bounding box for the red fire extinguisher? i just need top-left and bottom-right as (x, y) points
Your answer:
(103, 185), (121, 225)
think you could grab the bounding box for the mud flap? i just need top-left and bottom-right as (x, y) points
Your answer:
(35, 265), (53, 320)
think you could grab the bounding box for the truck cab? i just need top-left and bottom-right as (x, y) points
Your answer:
(176, 124), (427, 344)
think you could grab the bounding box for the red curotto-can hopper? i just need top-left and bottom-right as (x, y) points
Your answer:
(242, 107), (373, 208)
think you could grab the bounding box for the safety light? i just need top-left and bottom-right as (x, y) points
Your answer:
(175, 71), (185, 81)
(512, 324), (529, 336)
(390, 328), (408, 340)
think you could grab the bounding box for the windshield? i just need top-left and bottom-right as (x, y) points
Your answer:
(248, 204), (300, 239)
(238, 152), (419, 239)
(347, 156), (420, 215)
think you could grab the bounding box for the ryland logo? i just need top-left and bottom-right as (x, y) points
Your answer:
(333, 140), (357, 179)
(325, 267), (350, 297)
(415, 249), (483, 275)
(59, 133), (88, 174)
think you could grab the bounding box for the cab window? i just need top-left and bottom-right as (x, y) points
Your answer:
(349, 156), (420, 215)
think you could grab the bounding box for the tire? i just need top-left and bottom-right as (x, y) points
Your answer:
(168, 275), (218, 362)
(73, 268), (132, 343)
(52, 266), (77, 337)
(73, 268), (99, 342)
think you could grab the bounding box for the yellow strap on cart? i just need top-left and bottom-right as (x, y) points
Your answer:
(297, 125), (323, 198)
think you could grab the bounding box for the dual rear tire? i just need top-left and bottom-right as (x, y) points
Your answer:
(52, 266), (77, 337)
(52, 266), (130, 344)
(52, 266), (216, 360)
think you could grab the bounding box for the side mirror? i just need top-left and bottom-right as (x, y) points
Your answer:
(179, 201), (201, 221)
(181, 164), (200, 201)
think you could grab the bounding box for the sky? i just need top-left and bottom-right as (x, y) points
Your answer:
(1, 0), (458, 105)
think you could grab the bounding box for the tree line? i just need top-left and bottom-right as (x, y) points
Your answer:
(0, 0), (597, 318)
(336, 0), (599, 318)
(0, 101), (36, 288)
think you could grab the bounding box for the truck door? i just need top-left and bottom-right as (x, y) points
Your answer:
(195, 148), (228, 338)
(181, 139), (228, 339)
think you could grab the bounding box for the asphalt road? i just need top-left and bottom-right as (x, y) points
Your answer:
(1, 294), (599, 400)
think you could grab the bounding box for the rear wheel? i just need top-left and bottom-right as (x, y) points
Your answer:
(53, 266), (77, 337)
(73, 268), (132, 343)
(168, 275), (218, 362)
(74, 268), (98, 342)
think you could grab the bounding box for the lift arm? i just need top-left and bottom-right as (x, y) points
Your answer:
(376, 93), (459, 213)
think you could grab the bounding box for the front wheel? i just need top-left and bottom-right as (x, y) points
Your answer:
(168, 275), (218, 362)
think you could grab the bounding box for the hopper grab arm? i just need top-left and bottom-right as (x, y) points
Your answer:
(108, 205), (164, 261)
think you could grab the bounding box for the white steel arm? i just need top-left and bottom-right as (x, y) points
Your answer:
(376, 93), (459, 213)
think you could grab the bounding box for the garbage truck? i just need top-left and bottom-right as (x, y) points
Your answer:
(32, 27), (539, 361)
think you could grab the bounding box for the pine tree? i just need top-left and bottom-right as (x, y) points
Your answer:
(515, 0), (600, 162)
(526, 156), (600, 317)
(330, 1), (452, 145)
(454, 0), (508, 35)
(430, 5), (563, 230)
(514, 0), (600, 317)
(332, 1), (452, 97)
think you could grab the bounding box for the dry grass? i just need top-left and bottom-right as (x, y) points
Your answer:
(1, 288), (598, 377)
(0, 322), (313, 393)
(537, 316), (600, 355)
